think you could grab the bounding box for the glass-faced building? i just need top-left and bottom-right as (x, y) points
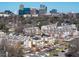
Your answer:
(39, 4), (47, 15)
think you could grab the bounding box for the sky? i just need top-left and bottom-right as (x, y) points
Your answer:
(0, 2), (79, 14)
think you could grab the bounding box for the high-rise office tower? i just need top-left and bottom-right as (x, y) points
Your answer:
(30, 8), (39, 15)
(39, 4), (47, 15)
(19, 4), (24, 10)
(50, 9), (57, 14)
(19, 4), (31, 15)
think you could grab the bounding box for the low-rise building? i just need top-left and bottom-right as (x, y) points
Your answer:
(23, 27), (40, 35)
(23, 14), (31, 17)
(0, 12), (10, 17)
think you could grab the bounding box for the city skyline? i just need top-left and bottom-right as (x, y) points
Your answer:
(0, 2), (79, 14)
